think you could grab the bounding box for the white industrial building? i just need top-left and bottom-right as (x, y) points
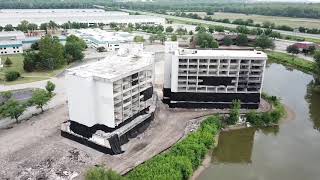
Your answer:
(62, 50), (155, 154)
(0, 9), (165, 26)
(0, 31), (66, 55)
(163, 42), (267, 109)
(68, 28), (136, 51)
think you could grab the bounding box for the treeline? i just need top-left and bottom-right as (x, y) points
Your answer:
(119, 2), (320, 19)
(0, 0), (112, 9)
(0, 20), (104, 32)
(171, 12), (320, 34)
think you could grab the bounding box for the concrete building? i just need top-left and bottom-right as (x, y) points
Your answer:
(0, 31), (66, 55)
(61, 50), (155, 154)
(163, 42), (267, 109)
(69, 29), (135, 51)
(0, 9), (165, 26)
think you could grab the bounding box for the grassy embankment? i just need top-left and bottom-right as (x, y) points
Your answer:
(266, 51), (317, 74)
(0, 54), (70, 85)
(86, 116), (222, 180)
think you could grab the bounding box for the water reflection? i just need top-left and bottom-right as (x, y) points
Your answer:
(306, 82), (320, 131)
(213, 128), (255, 164)
(213, 126), (279, 164)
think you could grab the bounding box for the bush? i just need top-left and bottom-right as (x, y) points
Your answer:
(246, 93), (285, 127)
(86, 167), (126, 180)
(127, 116), (221, 180)
(5, 71), (20, 81)
(4, 57), (12, 66)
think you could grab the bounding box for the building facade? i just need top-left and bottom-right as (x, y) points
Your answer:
(62, 51), (155, 154)
(163, 44), (267, 109)
(0, 31), (66, 55)
(0, 9), (165, 26)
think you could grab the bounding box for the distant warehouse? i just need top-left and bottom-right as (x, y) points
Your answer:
(0, 9), (165, 26)
(163, 42), (267, 109)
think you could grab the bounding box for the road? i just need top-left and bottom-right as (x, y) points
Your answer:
(273, 39), (315, 61)
(124, 10), (320, 40)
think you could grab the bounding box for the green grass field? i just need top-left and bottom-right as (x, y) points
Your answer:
(190, 12), (320, 29)
(0, 54), (69, 85)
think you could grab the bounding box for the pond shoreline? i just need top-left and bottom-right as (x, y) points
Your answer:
(191, 102), (295, 180)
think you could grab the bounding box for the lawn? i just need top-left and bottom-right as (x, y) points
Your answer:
(0, 54), (70, 85)
(185, 12), (320, 29)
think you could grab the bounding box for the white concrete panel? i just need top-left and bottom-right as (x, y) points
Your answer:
(66, 74), (97, 127)
(94, 81), (116, 128)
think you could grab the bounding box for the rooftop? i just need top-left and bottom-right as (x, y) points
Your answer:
(67, 52), (154, 82)
(176, 49), (267, 59)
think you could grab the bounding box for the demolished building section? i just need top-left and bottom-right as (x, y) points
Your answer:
(62, 50), (155, 154)
(163, 42), (267, 109)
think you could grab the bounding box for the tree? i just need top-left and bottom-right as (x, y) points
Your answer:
(0, 100), (26, 123)
(31, 41), (39, 50)
(149, 35), (156, 44)
(4, 24), (14, 31)
(236, 26), (249, 34)
(314, 50), (320, 80)
(28, 23), (38, 32)
(29, 89), (52, 113)
(286, 45), (300, 59)
(165, 26), (174, 33)
(4, 57), (12, 66)
(214, 26), (225, 32)
(208, 25), (215, 33)
(5, 71), (20, 81)
(23, 51), (40, 72)
(223, 37), (233, 46)
(157, 33), (167, 44)
(236, 34), (248, 46)
(38, 36), (66, 70)
(65, 42), (84, 63)
(255, 35), (275, 50)
(45, 81), (56, 96)
(195, 32), (219, 48)
(226, 100), (241, 125)
(195, 25), (207, 33)
(17, 20), (29, 32)
(171, 34), (178, 41)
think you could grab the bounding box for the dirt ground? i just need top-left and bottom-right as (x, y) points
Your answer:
(0, 96), (239, 180)
(0, 44), (273, 179)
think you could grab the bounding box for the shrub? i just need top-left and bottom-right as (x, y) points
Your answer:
(4, 57), (12, 66)
(246, 93), (285, 127)
(5, 71), (20, 81)
(86, 167), (126, 180)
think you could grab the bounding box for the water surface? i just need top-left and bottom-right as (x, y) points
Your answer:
(197, 63), (320, 180)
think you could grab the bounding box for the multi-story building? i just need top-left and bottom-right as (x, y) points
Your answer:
(62, 51), (155, 154)
(163, 44), (267, 109)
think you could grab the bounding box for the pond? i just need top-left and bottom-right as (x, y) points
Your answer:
(197, 63), (320, 180)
